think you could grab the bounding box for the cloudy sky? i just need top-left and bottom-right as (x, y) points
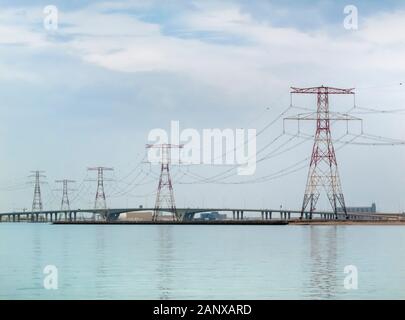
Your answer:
(0, 0), (404, 213)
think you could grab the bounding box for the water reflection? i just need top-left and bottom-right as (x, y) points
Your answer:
(95, 227), (107, 299)
(32, 226), (42, 290)
(156, 226), (174, 300)
(306, 226), (339, 299)
(4, 224), (404, 299)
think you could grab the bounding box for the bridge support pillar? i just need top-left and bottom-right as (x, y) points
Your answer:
(74, 212), (77, 221)
(261, 211), (264, 220)
(69, 212), (72, 222)
(64, 212), (67, 221)
(241, 211), (244, 220)
(232, 211), (235, 220)
(12, 215), (16, 222)
(236, 211), (240, 220)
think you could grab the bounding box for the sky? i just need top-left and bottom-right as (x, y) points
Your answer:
(0, 0), (404, 213)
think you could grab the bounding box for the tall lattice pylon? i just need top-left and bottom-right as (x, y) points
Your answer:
(146, 144), (183, 221)
(87, 167), (113, 210)
(55, 179), (76, 210)
(29, 171), (46, 212)
(288, 86), (358, 220)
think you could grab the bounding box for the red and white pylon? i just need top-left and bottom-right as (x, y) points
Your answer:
(288, 86), (357, 219)
(146, 143), (183, 221)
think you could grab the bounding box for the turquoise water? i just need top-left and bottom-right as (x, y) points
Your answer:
(1, 223), (405, 299)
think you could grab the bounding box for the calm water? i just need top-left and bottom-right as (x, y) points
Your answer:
(1, 223), (405, 300)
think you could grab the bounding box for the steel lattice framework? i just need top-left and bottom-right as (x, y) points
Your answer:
(146, 143), (183, 221)
(55, 179), (76, 210)
(289, 86), (356, 219)
(29, 171), (46, 212)
(88, 167), (113, 210)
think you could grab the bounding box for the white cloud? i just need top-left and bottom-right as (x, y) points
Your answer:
(360, 10), (405, 45)
(59, 4), (405, 92)
(1, 2), (405, 92)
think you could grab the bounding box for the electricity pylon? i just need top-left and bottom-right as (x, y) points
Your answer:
(285, 86), (361, 219)
(55, 179), (76, 210)
(87, 167), (113, 210)
(29, 171), (46, 212)
(146, 143), (183, 221)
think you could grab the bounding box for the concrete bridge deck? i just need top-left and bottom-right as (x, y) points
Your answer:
(0, 207), (403, 223)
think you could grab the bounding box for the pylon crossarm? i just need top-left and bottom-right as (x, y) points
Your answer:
(291, 86), (355, 95)
(284, 112), (361, 121)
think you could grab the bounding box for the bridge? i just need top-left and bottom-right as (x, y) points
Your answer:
(0, 207), (403, 223)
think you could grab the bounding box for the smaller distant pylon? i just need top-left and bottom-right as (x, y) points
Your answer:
(55, 179), (76, 211)
(29, 171), (46, 212)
